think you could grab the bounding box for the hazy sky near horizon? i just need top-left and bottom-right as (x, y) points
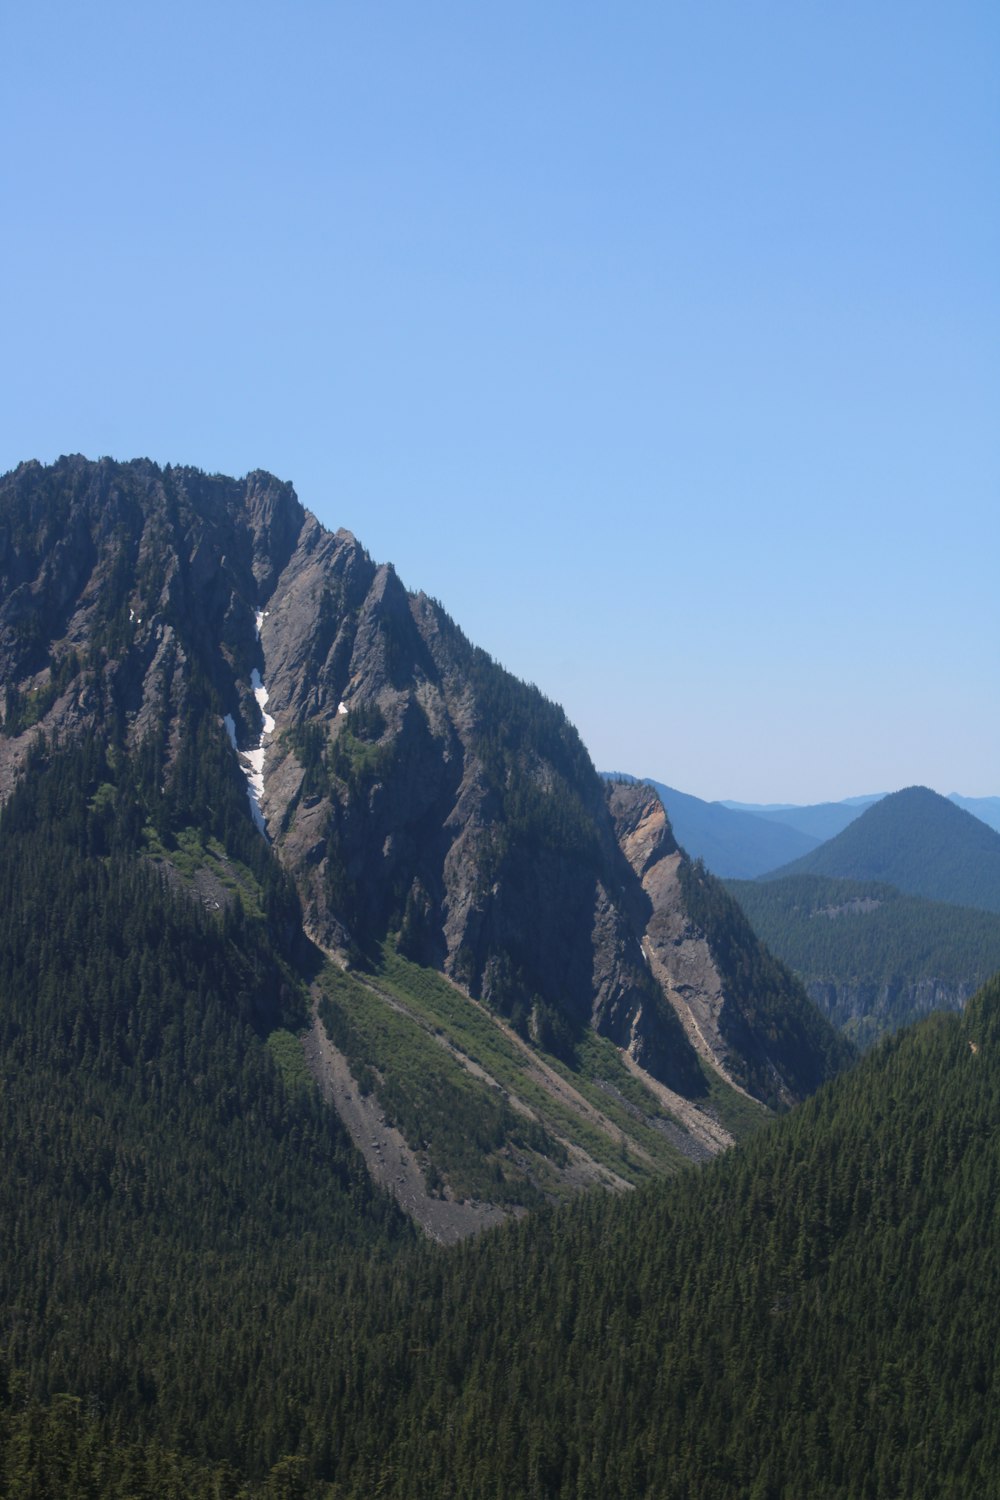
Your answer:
(3, 2), (997, 802)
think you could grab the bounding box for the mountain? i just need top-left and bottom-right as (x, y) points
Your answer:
(727, 872), (1000, 1047)
(733, 793), (884, 841)
(950, 792), (1000, 834)
(695, 789), (1000, 845)
(6, 455), (1000, 1496)
(613, 776), (822, 877)
(0, 454), (850, 1237)
(761, 785), (1000, 912)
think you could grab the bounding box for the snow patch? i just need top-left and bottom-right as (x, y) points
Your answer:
(224, 610), (277, 838)
(242, 748), (267, 835)
(250, 669), (275, 735)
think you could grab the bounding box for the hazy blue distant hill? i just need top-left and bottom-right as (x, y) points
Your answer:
(738, 795), (884, 842)
(762, 786), (1000, 913)
(719, 791), (1000, 839)
(604, 778), (1000, 884)
(608, 776), (820, 878)
(950, 793), (1000, 834)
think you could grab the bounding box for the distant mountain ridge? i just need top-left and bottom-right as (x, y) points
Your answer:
(731, 795), (884, 843)
(730, 791), (1000, 838)
(605, 775), (822, 878)
(606, 777), (1000, 879)
(949, 793), (1000, 834)
(761, 786), (1000, 913)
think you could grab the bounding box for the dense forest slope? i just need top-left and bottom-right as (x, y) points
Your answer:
(2, 947), (998, 1496)
(762, 785), (1000, 912)
(728, 873), (1000, 1046)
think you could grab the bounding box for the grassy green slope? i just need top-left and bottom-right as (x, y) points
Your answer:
(314, 942), (759, 1205)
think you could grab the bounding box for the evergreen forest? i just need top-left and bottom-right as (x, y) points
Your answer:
(727, 873), (1000, 1043)
(0, 460), (997, 1498)
(765, 785), (1000, 912)
(1, 719), (999, 1496)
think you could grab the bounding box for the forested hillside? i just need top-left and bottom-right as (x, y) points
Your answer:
(728, 873), (1000, 1045)
(2, 908), (998, 1496)
(763, 785), (1000, 911)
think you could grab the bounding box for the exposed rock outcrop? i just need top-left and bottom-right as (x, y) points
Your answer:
(607, 779), (853, 1107)
(609, 781), (766, 1099)
(807, 976), (974, 1048)
(0, 455), (849, 1110)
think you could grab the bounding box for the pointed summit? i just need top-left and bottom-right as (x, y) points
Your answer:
(762, 786), (1000, 911)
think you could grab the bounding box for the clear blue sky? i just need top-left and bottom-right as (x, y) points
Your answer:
(3, 2), (997, 802)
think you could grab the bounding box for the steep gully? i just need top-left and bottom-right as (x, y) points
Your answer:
(224, 611), (274, 837)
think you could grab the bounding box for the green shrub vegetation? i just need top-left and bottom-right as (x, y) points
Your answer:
(316, 943), (703, 1199)
(317, 961), (557, 1206)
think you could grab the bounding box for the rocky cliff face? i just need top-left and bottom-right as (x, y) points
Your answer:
(609, 782), (755, 1094)
(0, 455), (848, 1109)
(807, 977), (974, 1050)
(607, 781), (853, 1107)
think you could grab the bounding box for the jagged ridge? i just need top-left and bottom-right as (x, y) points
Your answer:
(0, 455), (850, 1147)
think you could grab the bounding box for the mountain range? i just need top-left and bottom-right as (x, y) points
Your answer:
(620, 779), (1000, 879)
(721, 792), (885, 841)
(1, 454), (998, 1495)
(716, 788), (1000, 1046)
(762, 785), (1000, 913)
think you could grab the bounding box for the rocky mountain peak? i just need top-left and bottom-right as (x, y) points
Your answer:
(0, 455), (852, 1125)
(242, 470), (305, 595)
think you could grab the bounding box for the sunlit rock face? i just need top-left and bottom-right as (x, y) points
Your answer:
(0, 454), (849, 1108)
